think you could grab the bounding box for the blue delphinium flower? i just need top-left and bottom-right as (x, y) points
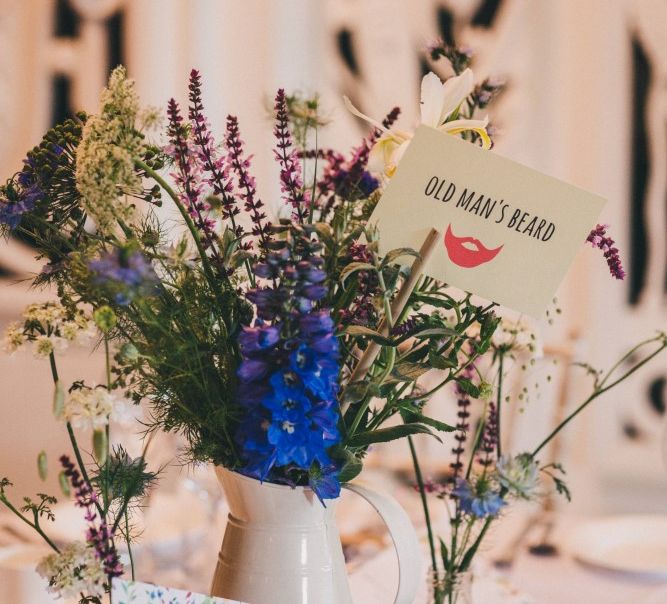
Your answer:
(452, 477), (505, 518)
(234, 225), (341, 502)
(88, 247), (159, 306)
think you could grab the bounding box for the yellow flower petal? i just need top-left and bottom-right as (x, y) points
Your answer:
(440, 117), (492, 149)
(369, 132), (413, 176)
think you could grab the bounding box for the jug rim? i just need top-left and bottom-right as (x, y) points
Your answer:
(215, 464), (320, 495)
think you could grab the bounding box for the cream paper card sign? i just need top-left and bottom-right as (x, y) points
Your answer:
(369, 125), (605, 317)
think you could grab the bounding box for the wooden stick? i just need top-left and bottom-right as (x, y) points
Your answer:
(347, 228), (440, 387)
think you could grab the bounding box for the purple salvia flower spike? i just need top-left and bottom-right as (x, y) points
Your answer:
(586, 224), (625, 280)
(166, 98), (224, 268)
(60, 455), (123, 578)
(187, 69), (245, 246)
(273, 89), (308, 222)
(224, 115), (272, 255)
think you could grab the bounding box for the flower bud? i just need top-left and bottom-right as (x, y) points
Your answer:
(93, 306), (117, 333)
(479, 381), (494, 400)
(119, 342), (139, 362)
(93, 429), (108, 465)
(52, 380), (65, 419)
(37, 450), (48, 481)
(58, 471), (71, 497)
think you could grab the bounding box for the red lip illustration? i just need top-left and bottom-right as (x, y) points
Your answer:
(444, 224), (503, 268)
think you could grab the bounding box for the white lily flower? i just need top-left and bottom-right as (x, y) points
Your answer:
(344, 69), (491, 177)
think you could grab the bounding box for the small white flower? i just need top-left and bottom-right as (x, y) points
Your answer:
(2, 322), (25, 353)
(63, 387), (116, 430)
(344, 69), (491, 177)
(34, 335), (55, 358)
(496, 453), (539, 499)
(7, 302), (96, 358)
(36, 541), (106, 600)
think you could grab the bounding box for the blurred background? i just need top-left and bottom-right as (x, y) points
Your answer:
(0, 0), (665, 600)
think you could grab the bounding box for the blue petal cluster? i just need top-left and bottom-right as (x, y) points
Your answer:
(88, 248), (159, 306)
(235, 229), (341, 501)
(451, 478), (505, 518)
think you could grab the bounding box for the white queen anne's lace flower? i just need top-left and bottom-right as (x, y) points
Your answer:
(63, 387), (121, 430)
(2, 302), (95, 357)
(76, 66), (147, 235)
(34, 335), (55, 358)
(2, 321), (25, 353)
(36, 541), (106, 600)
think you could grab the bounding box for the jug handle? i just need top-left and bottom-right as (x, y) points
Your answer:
(343, 483), (421, 604)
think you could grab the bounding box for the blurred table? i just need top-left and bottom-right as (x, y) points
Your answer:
(349, 542), (667, 603)
(3, 487), (667, 603)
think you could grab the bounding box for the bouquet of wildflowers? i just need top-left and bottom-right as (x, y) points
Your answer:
(412, 317), (665, 603)
(1, 40), (662, 603)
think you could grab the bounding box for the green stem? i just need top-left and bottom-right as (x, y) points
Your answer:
(531, 337), (666, 458)
(408, 435), (438, 574)
(459, 516), (493, 572)
(125, 510), (135, 581)
(48, 353), (103, 515)
(0, 496), (59, 553)
(135, 159), (230, 333)
(496, 353), (504, 459)
(103, 336), (111, 509)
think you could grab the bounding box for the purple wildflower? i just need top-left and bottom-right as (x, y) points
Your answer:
(337, 243), (379, 328)
(316, 107), (400, 220)
(0, 183), (41, 230)
(587, 224), (625, 280)
(471, 77), (505, 109)
(224, 115), (272, 254)
(450, 364), (475, 482)
(451, 477), (505, 518)
(166, 98), (222, 263)
(88, 248), (159, 306)
(188, 70), (244, 244)
(478, 401), (499, 468)
(60, 455), (122, 578)
(273, 89), (308, 221)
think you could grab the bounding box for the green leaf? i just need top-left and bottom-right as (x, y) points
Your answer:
(392, 362), (431, 382)
(341, 382), (370, 405)
(343, 325), (393, 346)
(412, 327), (459, 339)
(440, 538), (451, 570)
(380, 247), (420, 268)
(228, 250), (254, 269)
(413, 295), (456, 309)
(339, 262), (375, 284)
(347, 423), (439, 447)
(553, 476), (571, 502)
(335, 449), (364, 482)
(456, 378), (480, 398)
(313, 222), (334, 247)
(428, 350), (458, 370)
(402, 411), (456, 433)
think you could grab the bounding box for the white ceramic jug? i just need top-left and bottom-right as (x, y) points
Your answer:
(210, 467), (421, 604)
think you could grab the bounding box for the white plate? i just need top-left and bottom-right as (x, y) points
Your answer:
(567, 514), (667, 579)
